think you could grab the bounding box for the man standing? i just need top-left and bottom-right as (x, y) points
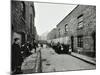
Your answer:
(11, 38), (23, 74)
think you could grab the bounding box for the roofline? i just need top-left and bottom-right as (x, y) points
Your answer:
(56, 5), (79, 27)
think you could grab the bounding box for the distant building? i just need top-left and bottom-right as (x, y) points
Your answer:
(47, 28), (57, 40)
(47, 5), (96, 57)
(11, 1), (37, 44)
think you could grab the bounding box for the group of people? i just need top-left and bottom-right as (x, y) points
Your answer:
(11, 38), (38, 74)
(48, 42), (72, 54)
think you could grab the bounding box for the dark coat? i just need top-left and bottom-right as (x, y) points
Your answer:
(21, 43), (32, 58)
(11, 43), (23, 71)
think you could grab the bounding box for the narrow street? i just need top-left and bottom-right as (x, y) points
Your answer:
(11, 1), (96, 74)
(41, 45), (96, 72)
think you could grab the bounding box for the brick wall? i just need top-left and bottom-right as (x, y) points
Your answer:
(47, 5), (96, 57)
(11, 1), (37, 44)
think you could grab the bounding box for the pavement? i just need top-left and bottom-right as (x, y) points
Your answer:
(21, 48), (41, 74)
(71, 52), (96, 65)
(20, 45), (96, 73)
(41, 46), (96, 72)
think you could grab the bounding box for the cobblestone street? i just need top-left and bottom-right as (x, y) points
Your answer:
(41, 45), (96, 72)
(11, 1), (96, 74)
(20, 44), (95, 73)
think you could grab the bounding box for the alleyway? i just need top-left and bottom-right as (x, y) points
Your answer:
(11, 1), (96, 74)
(41, 45), (96, 72)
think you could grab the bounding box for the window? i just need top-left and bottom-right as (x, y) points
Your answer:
(20, 2), (25, 19)
(21, 3), (24, 11)
(30, 14), (32, 25)
(65, 24), (68, 32)
(77, 14), (84, 29)
(77, 35), (83, 48)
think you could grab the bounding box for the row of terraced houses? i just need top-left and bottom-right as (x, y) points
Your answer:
(47, 5), (96, 57)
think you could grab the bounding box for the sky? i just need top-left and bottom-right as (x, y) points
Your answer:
(34, 2), (77, 36)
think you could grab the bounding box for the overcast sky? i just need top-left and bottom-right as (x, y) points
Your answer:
(34, 2), (77, 36)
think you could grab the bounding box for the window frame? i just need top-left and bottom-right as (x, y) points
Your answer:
(77, 35), (83, 48)
(65, 24), (68, 32)
(77, 14), (84, 29)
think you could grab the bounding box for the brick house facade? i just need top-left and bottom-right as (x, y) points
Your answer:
(47, 5), (96, 57)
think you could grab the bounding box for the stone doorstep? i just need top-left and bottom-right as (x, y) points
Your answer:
(71, 52), (96, 65)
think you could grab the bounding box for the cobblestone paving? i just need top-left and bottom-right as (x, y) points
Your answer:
(21, 48), (41, 73)
(41, 47), (96, 72)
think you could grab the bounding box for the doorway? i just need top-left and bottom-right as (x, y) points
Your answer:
(71, 36), (74, 52)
